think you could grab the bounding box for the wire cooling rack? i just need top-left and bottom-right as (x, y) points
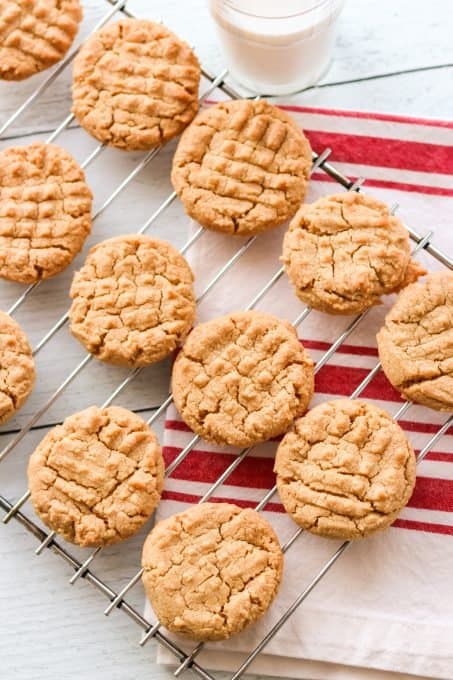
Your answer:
(1, 1), (452, 678)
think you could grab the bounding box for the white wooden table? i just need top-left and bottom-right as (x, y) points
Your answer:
(0, 1), (451, 678)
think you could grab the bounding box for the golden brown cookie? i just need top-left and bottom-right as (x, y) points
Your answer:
(377, 271), (453, 412)
(282, 192), (426, 315)
(0, 0), (82, 81)
(28, 406), (164, 547)
(0, 311), (35, 425)
(275, 399), (416, 539)
(172, 310), (314, 447)
(72, 19), (200, 151)
(171, 99), (312, 236)
(142, 502), (283, 641)
(0, 142), (92, 284)
(69, 234), (196, 368)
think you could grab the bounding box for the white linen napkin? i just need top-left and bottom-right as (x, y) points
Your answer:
(148, 105), (453, 680)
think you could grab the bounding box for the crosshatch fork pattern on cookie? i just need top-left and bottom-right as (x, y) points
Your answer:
(0, 1), (452, 679)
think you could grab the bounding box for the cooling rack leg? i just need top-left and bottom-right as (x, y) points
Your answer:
(104, 568), (145, 615)
(69, 547), (102, 584)
(173, 643), (204, 678)
(35, 530), (57, 554)
(2, 489), (31, 524)
(140, 620), (161, 647)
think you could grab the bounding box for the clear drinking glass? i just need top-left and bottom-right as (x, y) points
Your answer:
(209, 0), (345, 95)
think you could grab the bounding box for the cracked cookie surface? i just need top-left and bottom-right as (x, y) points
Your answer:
(142, 502), (283, 641)
(377, 271), (453, 412)
(282, 192), (426, 315)
(275, 399), (416, 539)
(28, 405), (164, 547)
(72, 18), (200, 150)
(0, 142), (92, 283)
(171, 99), (312, 236)
(172, 310), (314, 447)
(0, 311), (35, 425)
(69, 234), (196, 368)
(0, 0), (82, 81)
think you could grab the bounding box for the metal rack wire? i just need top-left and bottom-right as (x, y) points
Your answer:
(0, 1), (452, 679)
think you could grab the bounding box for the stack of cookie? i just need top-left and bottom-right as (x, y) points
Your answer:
(1, 7), (452, 645)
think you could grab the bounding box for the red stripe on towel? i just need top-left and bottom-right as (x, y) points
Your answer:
(161, 491), (453, 536)
(305, 130), (453, 174)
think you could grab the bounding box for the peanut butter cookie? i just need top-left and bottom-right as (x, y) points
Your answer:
(282, 192), (426, 315)
(0, 0), (82, 81)
(0, 311), (35, 425)
(69, 234), (196, 368)
(0, 142), (92, 284)
(72, 19), (200, 151)
(28, 406), (164, 547)
(275, 399), (416, 540)
(172, 310), (314, 447)
(377, 271), (453, 411)
(142, 502), (283, 641)
(171, 99), (312, 236)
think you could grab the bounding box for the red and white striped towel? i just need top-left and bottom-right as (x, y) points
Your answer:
(151, 106), (453, 680)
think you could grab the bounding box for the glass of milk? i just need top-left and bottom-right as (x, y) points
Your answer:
(209, 0), (345, 95)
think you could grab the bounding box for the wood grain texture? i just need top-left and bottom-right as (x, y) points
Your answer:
(0, 0), (452, 678)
